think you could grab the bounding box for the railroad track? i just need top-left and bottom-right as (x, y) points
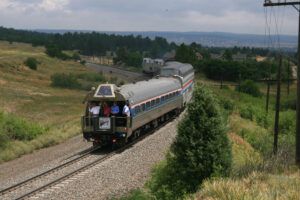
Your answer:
(0, 114), (177, 200)
(0, 146), (101, 199)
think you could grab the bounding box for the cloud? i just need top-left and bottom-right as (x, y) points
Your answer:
(38, 0), (70, 12)
(0, 0), (297, 35)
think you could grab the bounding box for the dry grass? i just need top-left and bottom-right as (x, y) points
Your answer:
(0, 41), (93, 126)
(0, 41), (99, 162)
(194, 171), (300, 200)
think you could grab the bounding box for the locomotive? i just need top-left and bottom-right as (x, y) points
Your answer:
(81, 61), (194, 147)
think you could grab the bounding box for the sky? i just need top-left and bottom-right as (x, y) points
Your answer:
(0, 0), (298, 35)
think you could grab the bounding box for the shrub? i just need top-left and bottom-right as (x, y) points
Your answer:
(24, 57), (38, 70)
(72, 52), (81, 60)
(280, 92), (296, 111)
(50, 73), (81, 89)
(237, 80), (262, 97)
(147, 86), (232, 199)
(279, 110), (296, 134)
(45, 44), (71, 60)
(119, 80), (125, 86)
(238, 105), (254, 121)
(0, 110), (46, 149)
(80, 60), (86, 65)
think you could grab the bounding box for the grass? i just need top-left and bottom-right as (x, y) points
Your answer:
(194, 171), (300, 200)
(0, 41), (116, 163)
(190, 77), (299, 199)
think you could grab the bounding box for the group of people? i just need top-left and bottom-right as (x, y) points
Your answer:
(89, 101), (130, 117)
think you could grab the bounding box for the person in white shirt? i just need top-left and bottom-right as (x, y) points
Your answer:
(122, 101), (130, 117)
(89, 102), (100, 117)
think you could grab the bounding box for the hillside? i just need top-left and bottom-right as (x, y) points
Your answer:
(0, 41), (104, 162)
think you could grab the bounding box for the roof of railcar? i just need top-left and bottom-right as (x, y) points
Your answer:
(164, 61), (193, 75)
(119, 77), (181, 105)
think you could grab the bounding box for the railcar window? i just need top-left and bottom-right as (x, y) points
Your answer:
(141, 104), (145, 111)
(162, 96), (165, 102)
(135, 106), (140, 115)
(151, 100), (155, 106)
(166, 95), (169, 100)
(156, 98), (160, 104)
(146, 102), (150, 109)
(176, 91), (179, 96)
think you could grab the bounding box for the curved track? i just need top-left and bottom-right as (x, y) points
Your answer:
(0, 146), (100, 199)
(0, 111), (178, 200)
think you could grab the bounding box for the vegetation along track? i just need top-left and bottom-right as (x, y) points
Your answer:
(0, 111), (179, 200)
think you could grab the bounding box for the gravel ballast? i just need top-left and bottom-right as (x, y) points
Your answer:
(36, 113), (185, 200)
(0, 135), (92, 190)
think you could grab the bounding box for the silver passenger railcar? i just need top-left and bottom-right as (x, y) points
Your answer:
(81, 63), (194, 147)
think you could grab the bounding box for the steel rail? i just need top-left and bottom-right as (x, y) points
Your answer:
(0, 146), (100, 195)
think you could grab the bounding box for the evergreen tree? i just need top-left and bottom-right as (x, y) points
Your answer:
(175, 43), (196, 64)
(147, 86), (232, 199)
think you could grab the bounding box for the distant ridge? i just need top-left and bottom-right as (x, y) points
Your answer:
(34, 29), (297, 50)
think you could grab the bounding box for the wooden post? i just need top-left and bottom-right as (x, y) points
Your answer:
(238, 73), (241, 93)
(266, 71), (271, 113)
(296, 11), (300, 167)
(220, 75), (223, 89)
(287, 57), (290, 96)
(274, 55), (282, 155)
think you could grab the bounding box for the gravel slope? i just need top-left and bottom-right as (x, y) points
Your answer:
(36, 113), (184, 200)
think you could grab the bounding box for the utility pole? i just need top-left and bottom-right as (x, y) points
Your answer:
(287, 57), (290, 96)
(264, 0), (300, 166)
(266, 71), (271, 113)
(274, 55), (282, 155)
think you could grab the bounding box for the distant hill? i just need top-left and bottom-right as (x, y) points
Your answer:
(35, 29), (297, 50)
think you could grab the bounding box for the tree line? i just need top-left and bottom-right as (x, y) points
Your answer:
(0, 26), (172, 58)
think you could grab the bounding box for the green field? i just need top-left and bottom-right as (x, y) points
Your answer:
(0, 41), (109, 163)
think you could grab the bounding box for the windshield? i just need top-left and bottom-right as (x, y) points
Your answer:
(160, 69), (175, 76)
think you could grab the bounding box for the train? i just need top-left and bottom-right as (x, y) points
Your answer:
(81, 61), (194, 147)
(142, 58), (164, 74)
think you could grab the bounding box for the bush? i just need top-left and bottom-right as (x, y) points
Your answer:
(76, 73), (106, 83)
(279, 110), (296, 134)
(24, 57), (38, 70)
(0, 110), (46, 149)
(239, 105), (255, 121)
(50, 73), (81, 89)
(280, 92), (296, 111)
(80, 60), (86, 65)
(72, 52), (81, 60)
(237, 80), (262, 97)
(45, 44), (71, 60)
(119, 80), (125, 86)
(147, 86), (232, 199)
